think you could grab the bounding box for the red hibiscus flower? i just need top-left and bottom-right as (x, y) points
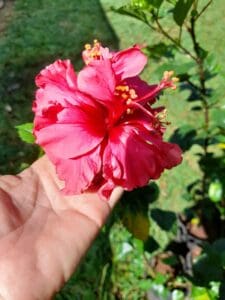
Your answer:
(33, 42), (182, 200)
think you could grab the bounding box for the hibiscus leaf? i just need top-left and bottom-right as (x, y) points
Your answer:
(150, 208), (177, 231)
(192, 240), (225, 286)
(119, 184), (160, 241)
(111, 5), (149, 24)
(146, 42), (176, 61)
(146, 0), (164, 9)
(169, 124), (198, 152)
(144, 236), (160, 253)
(155, 61), (195, 80)
(173, 0), (195, 26)
(122, 210), (150, 241)
(16, 122), (35, 144)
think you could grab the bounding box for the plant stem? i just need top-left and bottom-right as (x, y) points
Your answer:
(195, 0), (213, 21)
(153, 17), (198, 62)
(188, 16), (209, 199)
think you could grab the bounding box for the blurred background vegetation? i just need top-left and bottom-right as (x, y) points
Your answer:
(0, 0), (225, 299)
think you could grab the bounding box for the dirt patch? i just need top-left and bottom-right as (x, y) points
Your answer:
(0, 0), (14, 35)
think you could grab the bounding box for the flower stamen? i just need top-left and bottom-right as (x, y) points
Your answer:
(114, 84), (138, 102)
(161, 70), (179, 90)
(83, 40), (102, 65)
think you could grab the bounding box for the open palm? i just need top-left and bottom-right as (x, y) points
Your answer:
(0, 156), (122, 300)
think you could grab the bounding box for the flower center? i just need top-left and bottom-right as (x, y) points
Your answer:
(83, 40), (102, 64)
(114, 84), (138, 114)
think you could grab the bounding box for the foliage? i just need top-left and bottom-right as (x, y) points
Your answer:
(1, 0), (225, 299)
(110, 0), (225, 298)
(15, 123), (34, 144)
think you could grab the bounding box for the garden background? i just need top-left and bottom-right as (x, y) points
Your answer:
(0, 0), (225, 299)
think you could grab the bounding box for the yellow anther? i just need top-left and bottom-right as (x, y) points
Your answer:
(129, 89), (137, 99)
(168, 70), (174, 77)
(121, 93), (128, 99)
(172, 77), (179, 83)
(115, 84), (137, 102)
(126, 108), (133, 115)
(126, 99), (132, 105)
(94, 39), (98, 44)
(158, 109), (167, 121)
(84, 44), (91, 50)
(90, 50), (100, 58)
(163, 70), (174, 80)
(115, 85), (127, 92)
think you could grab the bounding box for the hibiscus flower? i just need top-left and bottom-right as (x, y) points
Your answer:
(33, 42), (182, 200)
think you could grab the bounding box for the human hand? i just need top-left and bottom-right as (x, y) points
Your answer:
(0, 156), (122, 300)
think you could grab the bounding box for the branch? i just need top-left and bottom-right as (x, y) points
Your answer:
(195, 0), (213, 21)
(153, 17), (198, 62)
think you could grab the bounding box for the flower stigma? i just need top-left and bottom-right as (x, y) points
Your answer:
(161, 70), (179, 90)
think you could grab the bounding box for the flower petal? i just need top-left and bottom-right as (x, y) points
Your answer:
(98, 180), (116, 201)
(35, 59), (77, 90)
(125, 76), (158, 104)
(103, 124), (182, 190)
(51, 145), (102, 194)
(77, 60), (116, 103)
(33, 84), (99, 118)
(35, 106), (106, 159)
(112, 46), (147, 80)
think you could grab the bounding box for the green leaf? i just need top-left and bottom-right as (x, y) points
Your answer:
(112, 5), (149, 24)
(171, 289), (185, 300)
(144, 236), (160, 253)
(16, 123), (35, 144)
(169, 124), (199, 152)
(146, 42), (176, 61)
(191, 287), (211, 300)
(162, 254), (179, 266)
(137, 279), (151, 290)
(173, 0), (195, 26)
(192, 240), (225, 286)
(155, 61), (195, 79)
(150, 208), (177, 231)
(211, 106), (225, 130)
(122, 211), (150, 241)
(167, 0), (177, 5)
(208, 180), (223, 203)
(198, 46), (208, 60)
(147, 0), (164, 9)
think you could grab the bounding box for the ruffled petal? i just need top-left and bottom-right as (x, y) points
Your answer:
(98, 180), (116, 201)
(35, 59), (77, 90)
(77, 60), (116, 103)
(103, 124), (182, 190)
(33, 84), (98, 118)
(51, 145), (102, 194)
(112, 46), (147, 80)
(35, 106), (106, 159)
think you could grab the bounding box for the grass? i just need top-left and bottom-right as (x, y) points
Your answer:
(0, 0), (224, 298)
(0, 0), (119, 173)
